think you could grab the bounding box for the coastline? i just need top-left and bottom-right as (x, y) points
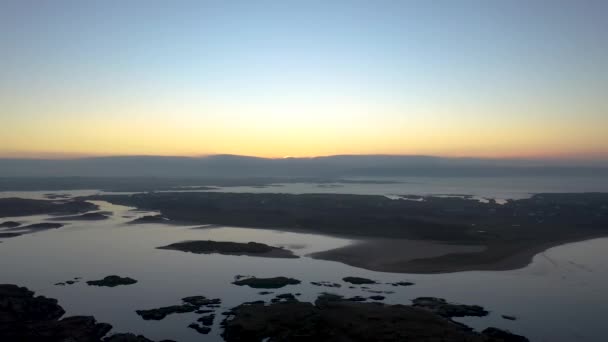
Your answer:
(309, 233), (608, 274)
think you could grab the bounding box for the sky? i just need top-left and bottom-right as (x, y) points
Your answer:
(1, 0), (607, 160)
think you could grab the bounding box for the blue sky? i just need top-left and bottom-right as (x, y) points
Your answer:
(1, 0), (607, 158)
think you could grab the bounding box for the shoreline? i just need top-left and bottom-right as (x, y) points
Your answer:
(309, 233), (608, 274)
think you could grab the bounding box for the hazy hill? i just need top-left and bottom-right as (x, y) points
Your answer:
(0, 154), (605, 178)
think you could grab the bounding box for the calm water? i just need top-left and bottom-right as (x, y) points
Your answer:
(1, 179), (608, 342)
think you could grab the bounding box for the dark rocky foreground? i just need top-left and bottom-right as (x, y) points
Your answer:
(221, 293), (528, 341)
(157, 240), (299, 258)
(1, 282), (528, 341)
(0, 284), (163, 342)
(412, 297), (489, 318)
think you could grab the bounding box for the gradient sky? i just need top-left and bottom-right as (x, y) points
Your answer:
(1, 0), (607, 159)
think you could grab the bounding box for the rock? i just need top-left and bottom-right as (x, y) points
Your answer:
(103, 333), (154, 342)
(0, 284), (158, 342)
(363, 289), (394, 294)
(502, 314), (517, 320)
(232, 276), (301, 289)
(136, 305), (197, 320)
(0, 284), (65, 322)
(182, 296), (221, 306)
(258, 291), (273, 295)
(86, 275), (137, 287)
(311, 281), (341, 288)
(482, 327), (529, 341)
(0, 221), (20, 228)
(188, 323), (211, 334)
(195, 309), (214, 314)
(315, 293), (344, 304)
(346, 296), (367, 302)
(222, 295), (513, 341)
(0, 284), (151, 342)
(242, 300), (265, 305)
(389, 281), (414, 287)
(197, 314), (215, 326)
(271, 293), (297, 303)
(412, 297), (489, 317)
(369, 295), (385, 301)
(136, 295), (221, 320)
(157, 240), (298, 259)
(342, 276), (377, 285)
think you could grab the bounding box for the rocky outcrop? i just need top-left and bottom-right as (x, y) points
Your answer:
(0, 284), (155, 342)
(342, 276), (377, 285)
(136, 296), (221, 320)
(222, 295), (522, 341)
(86, 276), (138, 287)
(412, 297), (489, 317)
(482, 327), (529, 341)
(158, 240), (298, 259)
(232, 276), (301, 289)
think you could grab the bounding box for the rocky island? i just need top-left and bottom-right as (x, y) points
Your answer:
(157, 240), (298, 258)
(221, 293), (528, 341)
(86, 275), (138, 287)
(232, 276), (302, 289)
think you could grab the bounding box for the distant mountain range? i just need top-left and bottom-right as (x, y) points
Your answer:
(0, 154), (606, 178)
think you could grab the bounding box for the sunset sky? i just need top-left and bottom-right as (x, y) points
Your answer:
(1, 1), (607, 160)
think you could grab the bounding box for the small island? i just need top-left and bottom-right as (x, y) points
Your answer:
(157, 240), (298, 259)
(232, 276), (301, 289)
(86, 275), (138, 287)
(221, 293), (528, 341)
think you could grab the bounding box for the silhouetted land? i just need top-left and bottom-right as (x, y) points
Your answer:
(1, 283), (527, 341)
(0, 176), (400, 192)
(0, 198), (97, 217)
(158, 240), (298, 259)
(0, 284), (158, 341)
(86, 192), (608, 273)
